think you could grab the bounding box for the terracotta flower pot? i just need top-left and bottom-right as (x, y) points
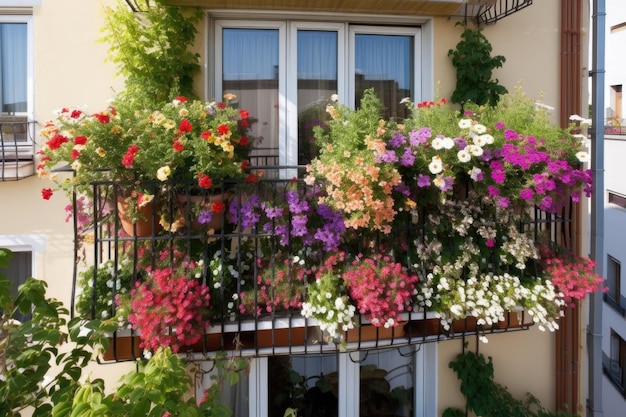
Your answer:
(116, 196), (163, 237)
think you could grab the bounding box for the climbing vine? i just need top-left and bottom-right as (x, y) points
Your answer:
(448, 24), (507, 108)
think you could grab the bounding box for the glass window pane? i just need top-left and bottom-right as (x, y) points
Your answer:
(355, 34), (413, 120)
(297, 30), (337, 165)
(0, 23), (27, 114)
(222, 28), (279, 166)
(268, 355), (338, 417)
(359, 349), (413, 417)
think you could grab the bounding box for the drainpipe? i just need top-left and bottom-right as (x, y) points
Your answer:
(559, 1), (583, 412)
(588, 0), (605, 416)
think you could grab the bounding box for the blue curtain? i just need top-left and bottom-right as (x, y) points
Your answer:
(1, 23), (27, 113)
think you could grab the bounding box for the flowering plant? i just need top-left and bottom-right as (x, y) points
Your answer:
(75, 258), (133, 322)
(538, 245), (606, 307)
(301, 252), (356, 339)
(343, 252), (419, 328)
(239, 254), (312, 316)
(306, 89), (402, 233)
(37, 94), (253, 200)
(127, 264), (211, 353)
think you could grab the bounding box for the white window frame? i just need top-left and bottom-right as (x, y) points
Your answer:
(0, 234), (45, 283)
(213, 20), (287, 165)
(209, 14), (433, 168)
(348, 25), (422, 110)
(0, 14), (34, 122)
(287, 21), (346, 168)
(244, 346), (437, 417)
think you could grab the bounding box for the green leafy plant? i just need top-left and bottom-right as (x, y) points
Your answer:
(100, 0), (203, 108)
(0, 248), (249, 416)
(0, 248), (111, 416)
(448, 24), (507, 108)
(444, 348), (579, 417)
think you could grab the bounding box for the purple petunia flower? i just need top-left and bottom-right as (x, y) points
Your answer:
(400, 148), (415, 167)
(409, 127), (430, 146)
(454, 137), (468, 149)
(417, 174), (431, 188)
(488, 186), (500, 197)
(495, 122), (505, 130)
(394, 182), (411, 196)
(389, 131), (407, 148)
(198, 210), (213, 224)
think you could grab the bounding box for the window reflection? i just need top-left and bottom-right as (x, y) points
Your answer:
(223, 28), (280, 166)
(269, 355), (339, 417)
(297, 30), (337, 166)
(355, 34), (413, 120)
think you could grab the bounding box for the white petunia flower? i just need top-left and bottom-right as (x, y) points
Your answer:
(428, 156), (443, 174)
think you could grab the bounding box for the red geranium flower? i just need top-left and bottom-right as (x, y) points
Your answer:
(122, 144), (139, 168)
(239, 109), (249, 119)
(198, 173), (212, 189)
(74, 135), (88, 145)
(41, 188), (53, 200)
(175, 96), (188, 103)
(245, 174), (260, 183)
(71, 149), (80, 160)
(179, 118), (193, 133)
(70, 109), (83, 119)
(172, 139), (184, 152)
(46, 134), (69, 150)
(217, 124), (230, 136)
(241, 160), (250, 170)
(217, 102), (226, 109)
(211, 201), (225, 213)
(92, 112), (110, 124)
(239, 136), (249, 146)
(200, 130), (212, 140)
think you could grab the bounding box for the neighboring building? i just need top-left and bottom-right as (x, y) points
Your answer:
(602, 1), (626, 413)
(0, 1), (593, 416)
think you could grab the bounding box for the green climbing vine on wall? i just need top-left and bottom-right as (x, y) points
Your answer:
(448, 24), (508, 108)
(443, 347), (579, 417)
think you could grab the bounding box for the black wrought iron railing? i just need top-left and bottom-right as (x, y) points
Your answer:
(0, 118), (36, 181)
(71, 168), (573, 362)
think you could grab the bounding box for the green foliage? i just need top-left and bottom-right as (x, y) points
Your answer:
(100, 0), (203, 108)
(448, 24), (507, 107)
(0, 248), (111, 416)
(444, 348), (579, 417)
(0, 248), (248, 417)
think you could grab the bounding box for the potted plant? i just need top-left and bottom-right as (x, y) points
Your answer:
(38, 94), (254, 235)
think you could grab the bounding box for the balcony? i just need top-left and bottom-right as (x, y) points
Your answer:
(71, 169), (574, 362)
(0, 117), (36, 181)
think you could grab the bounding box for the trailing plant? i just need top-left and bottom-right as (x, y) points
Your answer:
(448, 24), (507, 108)
(100, 0), (203, 108)
(443, 348), (579, 417)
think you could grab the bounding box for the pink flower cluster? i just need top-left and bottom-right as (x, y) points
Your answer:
(539, 245), (606, 307)
(343, 254), (419, 327)
(127, 267), (210, 352)
(488, 129), (593, 213)
(239, 257), (313, 316)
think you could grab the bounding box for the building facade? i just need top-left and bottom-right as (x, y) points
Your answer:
(602, 1), (626, 413)
(0, 1), (594, 416)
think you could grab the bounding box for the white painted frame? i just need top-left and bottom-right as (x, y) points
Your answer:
(348, 25), (422, 110)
